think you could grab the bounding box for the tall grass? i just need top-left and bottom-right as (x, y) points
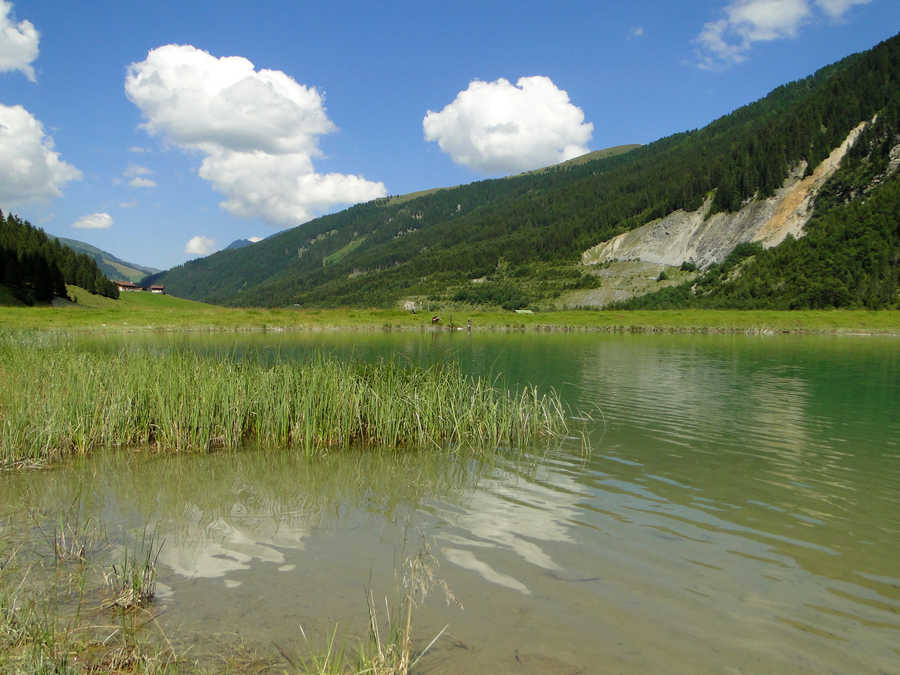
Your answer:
(0, 333), (569, 465)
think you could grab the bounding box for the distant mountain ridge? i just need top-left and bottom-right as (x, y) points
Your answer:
(55, 237), (160, 283)
(1, 214), (120, 304)
(225, 239), (256, 250)
(140, 143), (646, 299)
(524, 144), (642, 175)
(146, 33), (900, 310)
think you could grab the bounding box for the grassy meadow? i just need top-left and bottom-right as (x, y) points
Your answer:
(0, 285), (897, 334)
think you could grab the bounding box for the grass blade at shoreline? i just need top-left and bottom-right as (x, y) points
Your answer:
(0, 335), (569, 466)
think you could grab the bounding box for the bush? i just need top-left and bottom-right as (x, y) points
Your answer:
(452, 282), (530, 309)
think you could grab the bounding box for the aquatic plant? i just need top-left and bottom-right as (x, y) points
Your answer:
(0, 592), (75, 673)
(0, 539), (175, 673)
(286, 543), (453, 674)
(0, 333), (570, 464)
(357, 545), (453, 675)
(103, 530), (163, 611)
(42, 497), (107, 565)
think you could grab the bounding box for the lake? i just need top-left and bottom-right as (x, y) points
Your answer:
(2, 331), (899, 673)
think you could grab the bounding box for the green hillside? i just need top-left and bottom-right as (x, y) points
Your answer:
(524, 144), (642, 174)
(147, 33), (900, 310)
(613, 171), (900, 310)
(1, 212), (119, 304)
(55, 236), (159, 283)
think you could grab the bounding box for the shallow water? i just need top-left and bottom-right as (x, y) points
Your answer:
(2, 332), (899, 673)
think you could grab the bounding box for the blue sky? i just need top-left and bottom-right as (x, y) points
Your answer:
(1, 0), (897, 270)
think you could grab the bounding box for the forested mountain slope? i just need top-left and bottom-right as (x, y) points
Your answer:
(54, 237), (159, 283)
(612, 114), (900, 310)
(147, 33), (900, 309)
(581, 119), (870, 270)
(143, 146), (640, 304)
(0, 212), (120, 304)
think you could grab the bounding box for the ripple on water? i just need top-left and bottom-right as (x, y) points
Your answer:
(2, 332), (898, 673)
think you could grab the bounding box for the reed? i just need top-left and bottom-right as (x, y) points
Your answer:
(286, 544), (453, 675)
(0, 333), (570, 465)
(0, 534), (176, 674)
(103, 530), (163, 611)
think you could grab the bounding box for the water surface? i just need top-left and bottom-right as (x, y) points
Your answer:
(2, 332), (898, 673)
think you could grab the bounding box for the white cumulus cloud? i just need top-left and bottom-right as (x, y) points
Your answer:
(815, 0), (870, 18)
(185, 235), (216, 256)
(73, 212), (112, 230)
(122, 164), (156, 188)
(125, 44), (386, 226)
(0, 1), (38, 82)
(0, 103), (81, 208)
(248, 236), (262, 242)
(696, 0), (870, 68)
(197, 149), (387, 223)
(423, 76), (593, 175)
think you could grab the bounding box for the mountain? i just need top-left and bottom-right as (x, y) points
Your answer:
(55, 237), (160, 283)
(524, 144), (642, 174)
(225, 239), (256, 250)
(139, 144), (637, 302)
(1, 213), (119, 304)
(611, 143), (900, 310)
(146, 33), (900, 310)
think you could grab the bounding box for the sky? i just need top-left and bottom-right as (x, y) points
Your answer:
(1, 0), (898, 270)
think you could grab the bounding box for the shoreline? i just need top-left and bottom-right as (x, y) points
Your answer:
(4, 316), (898, 338)
(0, 289), (898, 336)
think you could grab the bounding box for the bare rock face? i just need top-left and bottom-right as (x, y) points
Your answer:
(582, 121), (869, 270)
(882, 142), (900, 179)
(556, 260), (696, 309)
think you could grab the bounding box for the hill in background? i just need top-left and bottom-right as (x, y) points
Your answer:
(225, 239), (259, 251)
(1, 213), (120, 304)
(145, 33), (900, 311)
(55, 237), (160, 283)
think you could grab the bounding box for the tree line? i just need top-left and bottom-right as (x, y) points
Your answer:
(0, 210), (119, 304)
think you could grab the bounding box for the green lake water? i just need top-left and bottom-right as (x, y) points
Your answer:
(2, 332), (899, 673)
